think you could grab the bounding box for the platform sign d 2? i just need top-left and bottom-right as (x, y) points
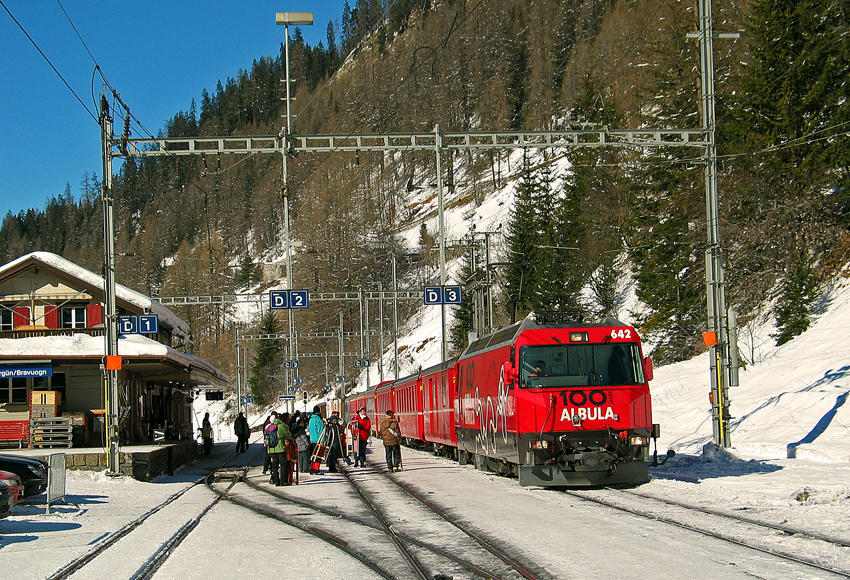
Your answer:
(270, 289), (310, 310)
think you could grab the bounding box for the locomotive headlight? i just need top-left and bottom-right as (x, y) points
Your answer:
(629, 436), (649, 446)
(530, 440), (550, 450)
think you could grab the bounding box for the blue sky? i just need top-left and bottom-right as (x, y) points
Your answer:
(0, 1), (345, 216)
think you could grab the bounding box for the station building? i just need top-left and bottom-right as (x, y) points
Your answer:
(0, 251), (228, 452)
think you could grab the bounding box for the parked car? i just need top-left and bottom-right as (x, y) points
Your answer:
(0, 470), (24, 504)
(0, 482), (12, 518)
(0, 454), (48, 497)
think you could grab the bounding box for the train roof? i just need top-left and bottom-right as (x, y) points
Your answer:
(460, 311), (630, 360)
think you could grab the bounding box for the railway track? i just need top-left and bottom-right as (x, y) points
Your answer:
(564, 487), (850, 579)
(214, 460), (548, 580)
(44, 455), (248, 580)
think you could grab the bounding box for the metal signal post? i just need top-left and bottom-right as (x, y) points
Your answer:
(692, 0), (740, 448)
(100, 95), (120, 474)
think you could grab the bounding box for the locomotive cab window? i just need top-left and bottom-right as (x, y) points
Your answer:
(519, 343), (645, 388)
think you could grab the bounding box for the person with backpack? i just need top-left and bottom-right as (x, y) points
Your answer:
(265, 413), (292, 486)
(308, 406), (325, 475)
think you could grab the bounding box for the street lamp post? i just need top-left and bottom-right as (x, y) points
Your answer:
(276, 11), (312, 392)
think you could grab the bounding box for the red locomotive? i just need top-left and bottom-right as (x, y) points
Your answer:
(348, 312), (658, 486)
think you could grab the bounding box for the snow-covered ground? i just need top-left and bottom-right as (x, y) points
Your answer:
(3, 274), (850, 578)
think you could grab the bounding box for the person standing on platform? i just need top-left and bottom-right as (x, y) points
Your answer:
(308, 406), (325, 474)
(202, 412), (213, 455)
(261, 414), (274, 474)
(266, 414), (292, 486)
(234, 412), (249, 452)
(379, 410), (401, 471)
(292, 416), (311, 475)
(352, 407), (371, 467)
(326, 411), (349, 473)
(289, 410), (302, 431)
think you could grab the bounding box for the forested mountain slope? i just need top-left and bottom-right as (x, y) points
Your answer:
(1, 0), (847, 401)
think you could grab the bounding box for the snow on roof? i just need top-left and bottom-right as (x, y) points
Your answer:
(0, 333), (228, 385)
(0, 251), (190, 339)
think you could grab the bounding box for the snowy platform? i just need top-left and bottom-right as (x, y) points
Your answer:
(0, 439), (197, 481)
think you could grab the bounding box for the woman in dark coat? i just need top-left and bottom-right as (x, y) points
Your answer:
(202, 412), (213, 455)
(234, 412), (249, 452)
(326, 412), (347, 473)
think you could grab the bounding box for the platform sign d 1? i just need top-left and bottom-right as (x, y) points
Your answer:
(119, 314), (159, 334)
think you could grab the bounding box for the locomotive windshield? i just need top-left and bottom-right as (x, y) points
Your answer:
(519, 343), (646, 388)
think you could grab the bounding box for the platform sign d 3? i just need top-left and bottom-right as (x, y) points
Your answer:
(424, 285), (462, 305)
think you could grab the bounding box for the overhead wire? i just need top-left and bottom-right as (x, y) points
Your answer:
(51, 0), (219, 250)
(0, 0), (97, 123)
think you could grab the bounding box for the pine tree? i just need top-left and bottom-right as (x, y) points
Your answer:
(234, 254), (255, 289)
(449, 235), (477, 354)
(772, 254), (820, 346)
(505, 152), (545, 320)
(248, 312), (284, 403)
